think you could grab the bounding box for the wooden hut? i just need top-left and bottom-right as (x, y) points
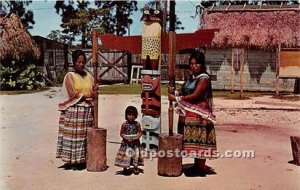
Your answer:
(201, 4), (300, 92)
(32, 36), (69, 81)
(0, 13), (40, 62)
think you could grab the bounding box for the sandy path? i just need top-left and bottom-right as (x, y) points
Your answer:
(0, 87), (299, 190)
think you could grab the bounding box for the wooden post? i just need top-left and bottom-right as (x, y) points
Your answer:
(239, 49), (244, 98)
(87, 128), (107, 171)
(231, 49), (234, 93)
(157, 134), (183, 176)
(168, 31), (176, 136)
(157, 32), (183, 177)
(92, 29), (99, 129)
(163, 0), (167, 34)
(87, 29), (107, 172)
(290, 136), (300, 166)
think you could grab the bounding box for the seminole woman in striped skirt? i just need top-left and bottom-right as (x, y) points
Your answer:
(168, 50), (217, 176)
(56, 50), (95, 169)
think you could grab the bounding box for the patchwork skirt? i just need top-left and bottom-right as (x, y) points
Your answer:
(178, 111), (217, 159)
(56, 104), (93, 164)
(115, 140), (144, 168)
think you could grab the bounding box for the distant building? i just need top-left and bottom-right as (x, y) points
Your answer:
(201, 4), (300, 92)
(32, 36), (70, 81)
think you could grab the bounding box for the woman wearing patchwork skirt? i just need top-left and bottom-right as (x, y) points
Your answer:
(56, 50), (95, 168)
(169, 50), (217, 176)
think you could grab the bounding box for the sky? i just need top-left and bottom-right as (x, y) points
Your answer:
(27, 0), (200, 38)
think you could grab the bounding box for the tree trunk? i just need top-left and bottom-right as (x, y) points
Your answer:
(157, 134), (183, 176)
(87, 128), (107, 172)
(81, 25), (86, 48)
(290, 136), (300, 166)
(169, 0), (176, 32)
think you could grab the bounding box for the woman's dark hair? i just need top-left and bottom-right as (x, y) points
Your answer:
(72, 50), (86, 65)
(189, 50), (206, 72)
(125, 106), (138, 120)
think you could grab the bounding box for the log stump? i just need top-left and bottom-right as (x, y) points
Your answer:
(157, 133), (183, 177)
(87, 128), (107, 172)
(290, 136), (300, 166)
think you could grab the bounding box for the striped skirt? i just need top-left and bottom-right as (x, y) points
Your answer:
(115, 140), (144, 168)
(56, 104), (93, 164)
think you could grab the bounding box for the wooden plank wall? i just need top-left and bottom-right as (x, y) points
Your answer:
(98, 51), (128, 82)
(69, 50), (129, 82)
(206, 48), (295, 92)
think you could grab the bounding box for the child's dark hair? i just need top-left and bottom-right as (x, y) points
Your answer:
(72, 50), (86, 65)
(125, 106), (138, 120)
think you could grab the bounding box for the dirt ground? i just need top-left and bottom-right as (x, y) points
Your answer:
(0, 87), (299, 190)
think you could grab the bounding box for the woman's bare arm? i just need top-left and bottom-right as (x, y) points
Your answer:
(64, 73), (78, 98)
(182, 79), (208, 101)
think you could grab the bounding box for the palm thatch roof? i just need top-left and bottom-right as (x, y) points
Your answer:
(202, 4), (300, 49)
(0, 13), (40, 61)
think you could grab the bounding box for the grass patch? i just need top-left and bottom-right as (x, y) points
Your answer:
(99, 84), (281, 99)
(99, 84), (299, 100)
(0, 88), (50, 95)
(99, 84), (169, 96)
(99, 84), (141, 95)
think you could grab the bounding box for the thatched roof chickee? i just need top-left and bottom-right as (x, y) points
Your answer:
(202, 4), (300, 49)
(0, 13), (40, 61)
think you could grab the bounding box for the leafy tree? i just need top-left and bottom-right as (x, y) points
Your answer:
(54, 1), (121, 48)
(1, 1), (35, 29)
(55, 1), (88, 47)
(47, 30), (74, 45)
(94, 1), (138, 36)
(54, 1), (138, 46)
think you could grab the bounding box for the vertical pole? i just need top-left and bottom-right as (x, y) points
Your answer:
(168, 32), (176, 136)
(231, 49), (234, 93)
(169, 0), (176, 32)
(92, 29), (99, 129)
(276, 45), (281, 95)
(87, 29), (107, 172)
(163, 0), (167, 34)
(240, 49), (244, 98)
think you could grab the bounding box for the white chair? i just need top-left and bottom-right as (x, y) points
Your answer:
(130, 65), (143, 84)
